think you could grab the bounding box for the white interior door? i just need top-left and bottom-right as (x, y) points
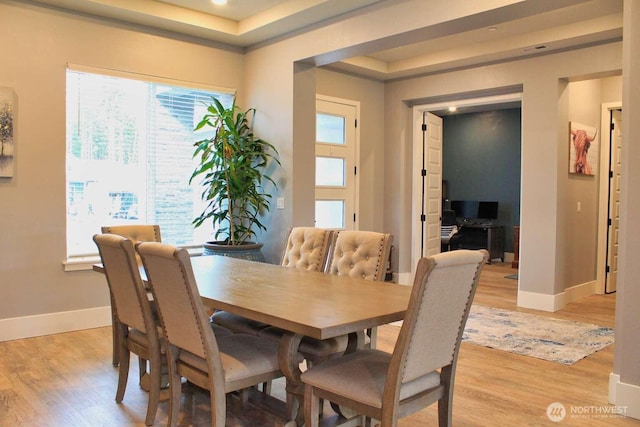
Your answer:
(606, 109), (622, 293)
(315, 97), (358, 230)
(411, 110), (443, 273)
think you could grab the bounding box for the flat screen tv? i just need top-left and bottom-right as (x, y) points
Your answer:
(450, 200), (478, 220)
(450, 200), (498, 220)
(477, 201), (499, 220)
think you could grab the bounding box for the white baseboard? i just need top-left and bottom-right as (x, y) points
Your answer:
(517, 280), (597, 312)
(610, 373), (620, 403)
(609, 373), (640, 420)
(0, 306), (112, 342)
(563, 280), (598, 304)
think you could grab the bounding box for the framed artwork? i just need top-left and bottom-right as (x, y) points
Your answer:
(569, 121), (598, 176)
(0, 86), (15, 178)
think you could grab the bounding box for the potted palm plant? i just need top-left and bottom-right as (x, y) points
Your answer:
(190, 97), (280, 261)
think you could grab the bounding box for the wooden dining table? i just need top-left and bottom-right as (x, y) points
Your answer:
(95, 254), (412, 426)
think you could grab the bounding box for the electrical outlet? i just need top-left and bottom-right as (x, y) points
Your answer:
(277, 197), (285, 209)
(577, 201), (581, 212)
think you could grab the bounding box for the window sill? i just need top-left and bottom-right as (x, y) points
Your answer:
(63, 246), (204, 272)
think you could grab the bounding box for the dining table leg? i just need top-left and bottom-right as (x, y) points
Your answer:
(279, 331), (363, 427)
(279, 332), (304, 427)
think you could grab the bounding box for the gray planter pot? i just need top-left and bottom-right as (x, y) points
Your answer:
(202, 241), (265, 263)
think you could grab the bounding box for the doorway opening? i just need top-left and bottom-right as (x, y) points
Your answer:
(411, 93), (522, 278)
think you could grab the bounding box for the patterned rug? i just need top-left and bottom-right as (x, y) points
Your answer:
(462, 305), (615, 365)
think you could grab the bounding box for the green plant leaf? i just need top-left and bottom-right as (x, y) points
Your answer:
(190, 97), (280, 246)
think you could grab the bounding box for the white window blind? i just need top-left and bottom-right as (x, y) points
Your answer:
(65, 68), (233, 257)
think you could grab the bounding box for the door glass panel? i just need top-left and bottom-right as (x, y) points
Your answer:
(317, 113), (345, 145)
(316, 157), (345, 186)
(315, 200), (345, 228)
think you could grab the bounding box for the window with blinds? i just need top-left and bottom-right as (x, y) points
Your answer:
(65, 68), (233, 257)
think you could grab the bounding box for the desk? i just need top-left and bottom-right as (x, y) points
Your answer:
(451, 224), (504, 262)
(95, 255), (411, 425)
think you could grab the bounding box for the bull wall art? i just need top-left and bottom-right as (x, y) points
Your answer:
(0, 86), (15, 178)
(569, 121), (598, 176)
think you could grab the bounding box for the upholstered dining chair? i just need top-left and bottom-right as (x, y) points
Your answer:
(325, 230), (392, 282)
(212, 226), (334, 336)
(301, 249), (488, 427)
(136, 241), (284, 427)
(101, 224), (162, 367)
(325, 229), (393, 349)
(281, 226), (335, 271)
(93, 233), (165, 426)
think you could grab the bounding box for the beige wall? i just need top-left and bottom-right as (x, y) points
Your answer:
(0, 2), (244, 324)
(564, 77), (622, 289)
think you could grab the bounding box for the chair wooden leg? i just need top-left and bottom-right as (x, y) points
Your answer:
(438, 365), (454, 427)
(110, 292), (120, 367)
(304, 384), (320, 427)
(115, 326), (129, 403)
(144, 351), (162, 426)
(167, 348), (182, 427)
(438, 396), (452, 427)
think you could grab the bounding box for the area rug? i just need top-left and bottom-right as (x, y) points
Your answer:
(462, 305), (615, 365)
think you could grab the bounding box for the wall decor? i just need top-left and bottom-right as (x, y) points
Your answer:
(569, 121), (598, 176)
(0, 86), (15, 178)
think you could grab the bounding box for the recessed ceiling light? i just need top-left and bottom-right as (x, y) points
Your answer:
(212, 0), (227, 5)
(488, 26), (498, 31)
(448, 106), (457, 112)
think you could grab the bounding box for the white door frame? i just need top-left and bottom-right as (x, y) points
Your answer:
(596, 101), (622, 294)
(409, 94), (522, 279)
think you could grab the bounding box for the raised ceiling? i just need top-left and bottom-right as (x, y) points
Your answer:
(29, 0), (623, 82)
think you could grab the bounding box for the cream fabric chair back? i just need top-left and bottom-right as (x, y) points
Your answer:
(281, 227), (334, 272)
(326, 230), (392, 282)
(101, 224), (162, 244)
(95, 234), (150, 334)
(392, 249), (487, 391)
(137, 242), (215, 361)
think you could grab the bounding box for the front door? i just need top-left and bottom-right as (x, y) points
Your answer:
(314, 96), (358, 230)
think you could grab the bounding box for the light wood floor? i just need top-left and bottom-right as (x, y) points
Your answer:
(1, 262), (638, 426)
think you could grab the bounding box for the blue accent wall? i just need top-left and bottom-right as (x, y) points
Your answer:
(442, 108), (521, 252)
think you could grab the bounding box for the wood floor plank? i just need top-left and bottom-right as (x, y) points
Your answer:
(0, 262), (638, 426)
